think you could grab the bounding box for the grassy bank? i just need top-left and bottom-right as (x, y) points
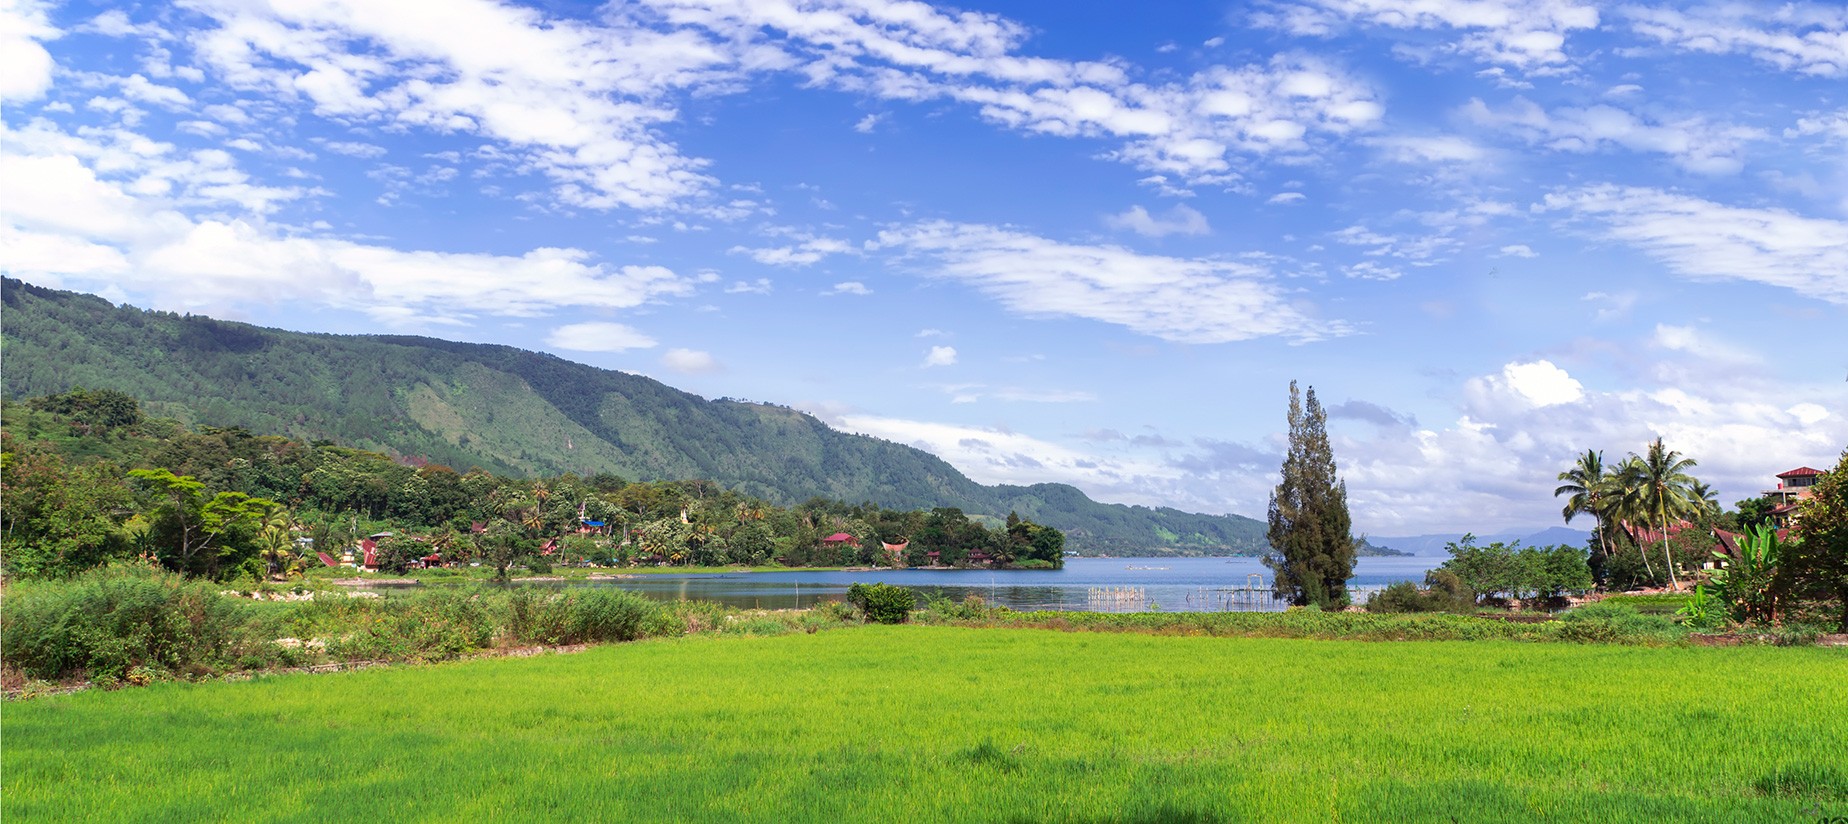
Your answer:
(6, 627), (1845, 822)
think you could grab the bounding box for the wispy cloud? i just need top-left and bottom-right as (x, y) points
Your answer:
(1542, 185), (1848, 304)
(875, 221), (1349, 344)
(547, 322), (659, 352)
(1255, 0), (1601, 71)
(1624, 4), (1848, 77)
(1105, 204), (1211, 237)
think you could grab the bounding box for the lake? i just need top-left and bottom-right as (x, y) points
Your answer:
(572, 555), (1443, 612)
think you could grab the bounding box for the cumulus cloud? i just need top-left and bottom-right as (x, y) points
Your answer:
(547, 322), (659, 352)
(1105, 204), (1210, 237)
(1541, 185), (1848, 304)
(661, 348), (722, 373)
(0, 0), (58, 103)
(874, 221), (1348, 344)
(922, 345), (958, 367)
(1476, 360), (1585, 408)
(824, 281), (871, 295)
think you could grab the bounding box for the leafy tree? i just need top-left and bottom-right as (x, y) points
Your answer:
(1789, 450), (1848, 632)
(477, 520), (534, 582)
(1263, 382), (1356, 608)
(128, 468), (274, 579)
(1732, 497), (1776, 532)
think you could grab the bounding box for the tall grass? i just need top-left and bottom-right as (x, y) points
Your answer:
(4, 627), (1843, 822)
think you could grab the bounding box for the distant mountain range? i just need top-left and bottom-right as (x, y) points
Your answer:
(1, 278), (1405, 557)
(1369, 526), (1591, 556)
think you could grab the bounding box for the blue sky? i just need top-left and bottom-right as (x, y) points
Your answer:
(3, 0), (1844, 536)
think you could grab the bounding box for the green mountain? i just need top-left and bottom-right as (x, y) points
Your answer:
(1, 278), (1400, 556)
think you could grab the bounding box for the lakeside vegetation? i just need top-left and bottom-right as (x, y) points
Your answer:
(7, 627), (1845, 823)
(0, 389), (1065, 581)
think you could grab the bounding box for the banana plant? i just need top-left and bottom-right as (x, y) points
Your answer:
(1708, 526), (1781, 625)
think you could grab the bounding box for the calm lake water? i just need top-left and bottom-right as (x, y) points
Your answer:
(572, 556), (1442, 613)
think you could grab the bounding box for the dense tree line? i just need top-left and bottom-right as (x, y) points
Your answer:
(1, 392), (1062, 581)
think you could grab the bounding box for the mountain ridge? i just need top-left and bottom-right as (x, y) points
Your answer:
(0, 277), (1404, 557)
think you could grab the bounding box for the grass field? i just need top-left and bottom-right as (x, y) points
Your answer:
(6, 627), (1845, 822)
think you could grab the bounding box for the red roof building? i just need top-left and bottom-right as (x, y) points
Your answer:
(821, 532), (855, 546)
(1765, 465), (1830, 525)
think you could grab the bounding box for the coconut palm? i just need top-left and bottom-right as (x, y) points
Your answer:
(1688, 480), (1721, 518)
(1603, 455), (1658, 583)
(1622, 438), (1701, 591)
(1555, 450), (1618, 568)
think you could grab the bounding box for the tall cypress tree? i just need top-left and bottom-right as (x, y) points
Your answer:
(1263, 381), (1357, 608)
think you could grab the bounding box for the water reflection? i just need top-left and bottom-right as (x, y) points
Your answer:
(553, 556), (1441, 613)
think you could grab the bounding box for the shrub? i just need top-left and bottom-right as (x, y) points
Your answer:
(848, 582), (916, 624)
(1365, 571), (1475, 614)
(1557, 601), (1684, 644)
(1366, 581), (1427, 613)
(0, 564), (251, 679)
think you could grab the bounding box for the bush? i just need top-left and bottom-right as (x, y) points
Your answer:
(848, 582), (916, 624)
(1365, 571), (1475, 614)
(1557, 601), (1684, 644)
(0, 564), (252, 679)
(1366, 582), (1428, 613)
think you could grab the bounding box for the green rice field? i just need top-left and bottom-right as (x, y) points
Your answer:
(6, 627), (1846, 822)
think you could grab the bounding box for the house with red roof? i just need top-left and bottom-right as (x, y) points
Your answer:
(1764, 466), (1828, 528)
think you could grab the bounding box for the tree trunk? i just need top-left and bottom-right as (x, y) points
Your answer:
(1659, 503), (1679, 592)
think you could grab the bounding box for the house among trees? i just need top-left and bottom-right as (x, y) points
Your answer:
(821, 532), (855, 548)
(1765, 466), (1827, 527)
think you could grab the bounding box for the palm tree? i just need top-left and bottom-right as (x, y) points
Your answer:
(1555, 449), (1617, 568)
(1603, 455), (1657, 583)
(1688, 480), (1721, 518)
(1624, 438), (1701, 591)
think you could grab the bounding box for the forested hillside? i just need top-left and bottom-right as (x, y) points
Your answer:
(2, 279), (1399, 556)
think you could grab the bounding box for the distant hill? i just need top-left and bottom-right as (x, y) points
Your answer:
(0, 278), (1401, 557)
(1371, 526), (1591, 556)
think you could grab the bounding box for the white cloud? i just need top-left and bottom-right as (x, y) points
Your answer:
(922, 345), (958, 367)
(0, 120), (697, 323)
(1257, 0), (1601, 71)
(1580, 290), (1637, 322)
(1267, 191), (1307, 205)
(1542, 185), (1848, 304)
(1371, 134), (1489, 164)
(646, 0), (1382, 184)
(1497, 244), (1537, 258)
(662, 348), (722, 373)
(854, 113), (884, 133)
(824, 281), (871, 295)
(547, 321), (659, 352)
(730, 236), (853, 266)
(1624, 4), (1848, 77)
(875, 221), (1348, 344)
(320, 140), (387, 158)
(1462, 97), (1764, 174)
(1105, 203), (1210, 237)
(179, 0), (731, 211)
(828, 413), (1178, 494)
(725, 277), (773, 294)
(1, 0), (58, 103)
(1479, 360), (1584, 408)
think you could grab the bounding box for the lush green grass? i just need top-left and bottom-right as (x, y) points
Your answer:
(7, 627), (1845, 822)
